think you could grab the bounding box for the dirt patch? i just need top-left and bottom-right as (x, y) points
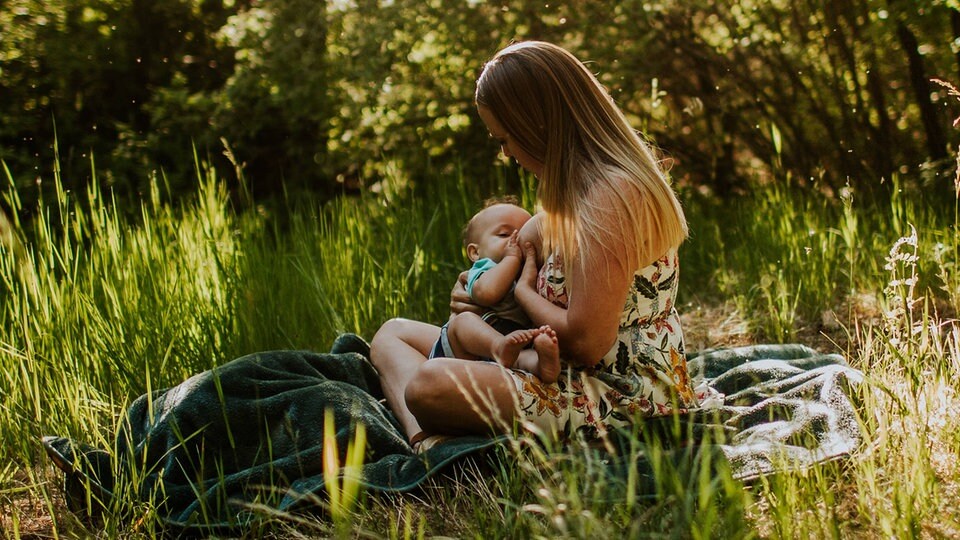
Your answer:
(0, 468), (69, 539)
(680, 303), (754, 351)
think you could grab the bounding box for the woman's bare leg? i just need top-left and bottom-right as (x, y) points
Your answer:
(369, 318), (440, 440)
(404, 358), (521, 436)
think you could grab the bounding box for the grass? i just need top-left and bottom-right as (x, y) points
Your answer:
(1, 146), (959, 538)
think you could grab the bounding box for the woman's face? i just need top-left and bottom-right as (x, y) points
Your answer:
(478, 106), (544, 177)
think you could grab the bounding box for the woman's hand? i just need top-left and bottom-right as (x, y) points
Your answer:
(516, 241), (539, 296)
(449, 271), (485, 316)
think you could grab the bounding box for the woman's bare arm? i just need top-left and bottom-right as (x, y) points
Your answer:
(515, 243), (629, 367)
(562, 245), (631, 365)
(513, 194), (635, 367)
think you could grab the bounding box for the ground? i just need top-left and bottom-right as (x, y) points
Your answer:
(0, 298), (900, 538)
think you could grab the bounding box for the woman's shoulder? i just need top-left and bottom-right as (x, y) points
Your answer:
(590, 168), (686, 265)
(586, 173), (643, 217)
(583, 175), (643, 242)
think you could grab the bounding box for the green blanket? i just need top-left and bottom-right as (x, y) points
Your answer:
(42, 335), (864, 534)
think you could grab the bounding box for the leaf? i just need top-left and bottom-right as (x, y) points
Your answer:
(616, 342), (630, 373)
(634, 275), (657, 299)
(657, 269), (676, 291)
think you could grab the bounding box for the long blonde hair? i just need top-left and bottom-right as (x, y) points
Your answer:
(475, 41), (687, 272)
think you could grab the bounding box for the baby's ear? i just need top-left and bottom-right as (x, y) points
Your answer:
(466, 243), (480, 262)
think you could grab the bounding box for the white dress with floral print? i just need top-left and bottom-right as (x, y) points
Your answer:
(511, 247), (699, 436)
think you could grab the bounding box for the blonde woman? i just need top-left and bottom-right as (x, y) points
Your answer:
(370, 41), (700, 451)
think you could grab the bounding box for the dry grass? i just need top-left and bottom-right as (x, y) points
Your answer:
(0, 300), (811, 538)
(1, 469), (66, 539)
(3, 156), (959, 537)
(5, 294), (960, 538)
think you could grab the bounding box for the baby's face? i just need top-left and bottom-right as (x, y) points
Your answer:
(469, 204), (531, 262)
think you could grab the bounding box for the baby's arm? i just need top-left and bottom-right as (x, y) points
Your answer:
(469, 231), (523, 306)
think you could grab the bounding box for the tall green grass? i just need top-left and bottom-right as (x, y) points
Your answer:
(682, 173), (956, 343)
(1, 150), (959, 537)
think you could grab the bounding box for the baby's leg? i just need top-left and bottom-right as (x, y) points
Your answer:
(492, 328), (540, 369)
(514, 326), (560, 383)
(446, 313), (539, 368)
(443, 312), (486, 360)
(447, 312), (528, 361)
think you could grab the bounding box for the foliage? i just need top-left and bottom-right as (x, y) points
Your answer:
(3, 0), (960, 213)
(214, 0), (333, 197)
(0, 0), (237, 203)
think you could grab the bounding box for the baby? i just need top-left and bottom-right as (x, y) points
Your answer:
(429, 200), (560, 384)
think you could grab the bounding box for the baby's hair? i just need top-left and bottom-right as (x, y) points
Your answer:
(461, 195), (522, 247)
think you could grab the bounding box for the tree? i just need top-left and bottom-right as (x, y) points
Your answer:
(0, 0), (238, 206)
(3, 0), (958, 209)
(213, 0), (331, 198)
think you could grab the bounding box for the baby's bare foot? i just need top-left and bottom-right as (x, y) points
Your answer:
(533, 325), (560, 384)
(494, 329), (540, 368)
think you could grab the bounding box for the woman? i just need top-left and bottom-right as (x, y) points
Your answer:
(370, 41), (699, 450)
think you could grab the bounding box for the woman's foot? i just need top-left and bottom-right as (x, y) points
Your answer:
(493, 328), (540, 368)
(410, 432), (455, 454)
(533, 326), (560, 384)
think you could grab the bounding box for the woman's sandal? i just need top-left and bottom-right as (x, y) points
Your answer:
(409, 431), (427, 451)
(409, 432), (454, 454)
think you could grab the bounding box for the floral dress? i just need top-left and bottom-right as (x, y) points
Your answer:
(510, 247), (700, 436)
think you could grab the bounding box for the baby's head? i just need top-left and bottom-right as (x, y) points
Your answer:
(462, 198), (531, 263)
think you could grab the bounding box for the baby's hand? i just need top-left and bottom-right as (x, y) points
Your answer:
(503, 230), (523, 260)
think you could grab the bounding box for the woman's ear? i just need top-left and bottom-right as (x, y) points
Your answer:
(466, 243), (480, 262)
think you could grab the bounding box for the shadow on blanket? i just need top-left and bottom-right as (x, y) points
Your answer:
(42, 334), (864, 534)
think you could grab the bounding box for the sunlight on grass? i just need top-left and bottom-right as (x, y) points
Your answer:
(323, 408), (367, 529)
(1, 147), (959, 537)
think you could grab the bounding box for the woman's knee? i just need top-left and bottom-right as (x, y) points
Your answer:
(406, 361), (519, 434)
(370, 318), (412, 365)
(406, 360), (473, 420)
(405, 361), (500, 410)
(370, 318), (439, 366)
(371, 318), (407, 344)
(404, 363), (441, 417)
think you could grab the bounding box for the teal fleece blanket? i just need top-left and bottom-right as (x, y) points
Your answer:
(42, 335), (864, 534)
